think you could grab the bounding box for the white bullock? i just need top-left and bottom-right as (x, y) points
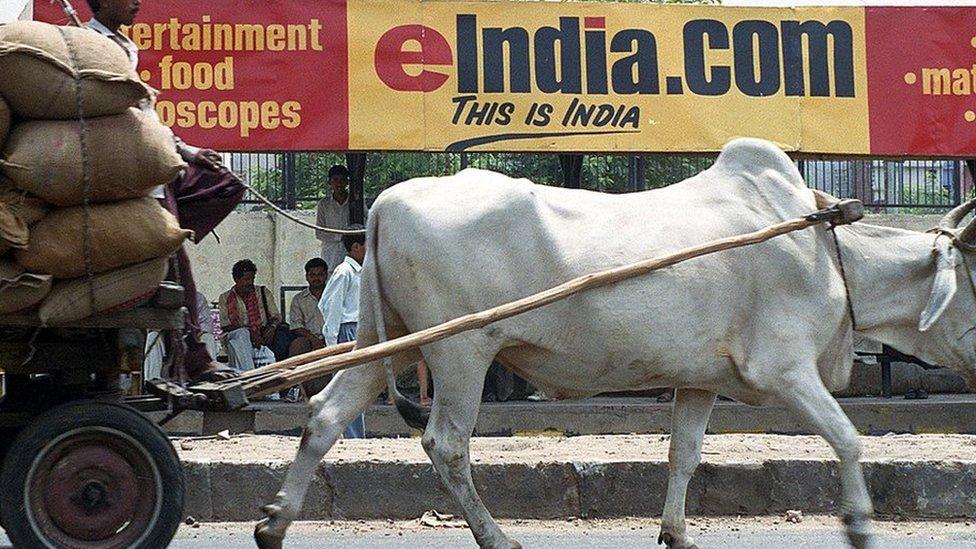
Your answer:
(255, 138), (976, 549)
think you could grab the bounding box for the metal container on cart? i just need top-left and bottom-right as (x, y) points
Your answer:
(0, 284), (187, 548)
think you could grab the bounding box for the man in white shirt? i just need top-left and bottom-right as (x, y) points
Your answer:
(319, 225), (366, 437)
(315, 165), (350, 276)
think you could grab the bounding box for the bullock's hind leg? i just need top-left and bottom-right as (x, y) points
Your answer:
(775, 371), (873, 549)
(658, 388), (716, 549)
(421, 340), (519, 549)
(254, 364), (385, 549)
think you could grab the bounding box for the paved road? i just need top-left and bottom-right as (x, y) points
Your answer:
(168, 530), (976, 549)
(4, 518), (976, 548)
(171, 519), (976, 549)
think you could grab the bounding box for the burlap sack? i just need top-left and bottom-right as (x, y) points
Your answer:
(38, 256), (168, 323)
(0, 259), (52, 314)
(0, 177), (48, 226)
(0, 203), (28, 254)
(0, 178), (47, 255)
(0, 94), (9, 150)
(0, 21), (151, 119)
(1, 108), (184, 206)
(15, 197), (191, 278)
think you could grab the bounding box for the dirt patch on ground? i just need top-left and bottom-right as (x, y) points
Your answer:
(175, 433), (976, 464)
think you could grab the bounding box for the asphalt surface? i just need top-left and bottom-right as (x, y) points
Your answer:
(161, 518), (976, 548)
(4, 517), (976, 548)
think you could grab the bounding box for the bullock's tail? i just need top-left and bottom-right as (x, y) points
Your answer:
(366, 206), (430, 431)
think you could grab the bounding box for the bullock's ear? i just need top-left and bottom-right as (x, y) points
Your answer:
(919, 238), (959, 332)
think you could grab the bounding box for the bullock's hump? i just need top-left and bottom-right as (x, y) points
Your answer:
(712, 138), (804, 188)
(369, 168), (552, 227)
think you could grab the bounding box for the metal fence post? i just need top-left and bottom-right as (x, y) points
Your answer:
(627, 155), (646, 192)
(635, 155), (646, 191)
(953, 160), (962, 205)
(560, 154), (583, 189)
(346, 152), (367, 224)
(880, 345), (893, 399)
(627, 155), (638, 192)
(282, 153), (297, 209)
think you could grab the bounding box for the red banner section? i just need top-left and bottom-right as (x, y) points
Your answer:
(867, 7), (976, 157)
(34, 0), (348, 151)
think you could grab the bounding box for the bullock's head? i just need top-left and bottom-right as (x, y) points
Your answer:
(917, 199), (976, 386)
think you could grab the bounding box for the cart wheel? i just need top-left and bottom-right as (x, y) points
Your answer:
(0, 400), (184, 549)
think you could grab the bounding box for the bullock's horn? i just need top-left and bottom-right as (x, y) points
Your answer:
(939, 198), (976, 229)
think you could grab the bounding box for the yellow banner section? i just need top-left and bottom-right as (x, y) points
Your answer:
(348, 1), (868, 153)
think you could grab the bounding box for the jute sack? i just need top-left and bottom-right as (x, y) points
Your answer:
(0, 21), (151, 119)
(0, 108), (184, 206)
(0, 94), (9, 150)
(0, 177), (47, 255)
(15, 197), (191, 278)
(0, 203), (28, 254)
(38, 256), (168, 323)
(0, 259), (52, 314)
(0, 177), (48, 226)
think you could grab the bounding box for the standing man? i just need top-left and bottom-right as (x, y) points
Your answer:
(319, 225), (366, 438)
(315, 165), (350, 276)
(85, 0), (240, 383)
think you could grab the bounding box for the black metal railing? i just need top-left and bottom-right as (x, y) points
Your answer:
(225, 152), (972, 213)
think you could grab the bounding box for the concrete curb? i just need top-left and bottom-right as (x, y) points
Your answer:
(179, 457), (976, 522)
(155, 395), (976, 437)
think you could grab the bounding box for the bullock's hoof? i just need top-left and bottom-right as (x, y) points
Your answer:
(657, 531), (698, 549)
(254, 518), (284, 549)
(842, 513), (873, 549)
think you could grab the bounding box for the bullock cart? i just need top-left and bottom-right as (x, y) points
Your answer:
(0, 284), (188, 548)
(181, 195), (865, 409)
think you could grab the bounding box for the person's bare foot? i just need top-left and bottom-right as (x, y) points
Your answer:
(419, 396), (432, 406)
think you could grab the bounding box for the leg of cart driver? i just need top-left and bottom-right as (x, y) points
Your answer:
(255, 363), (385, 548)
(172, 238), (236, 383)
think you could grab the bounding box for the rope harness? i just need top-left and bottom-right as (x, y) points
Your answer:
(239, 182), (365, 235)
(832, 223), (976, 335)
(58, 26), (98, 316)
(926, 227), (976, 313)
(829, 225), (858, 331)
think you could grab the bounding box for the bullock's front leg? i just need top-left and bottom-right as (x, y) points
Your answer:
(775, 370), (873, 549)
(255, 365), (385, 549)
(658, 388), (716, 549)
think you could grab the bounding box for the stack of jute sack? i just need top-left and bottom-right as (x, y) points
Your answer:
(0, 21), (192, 323)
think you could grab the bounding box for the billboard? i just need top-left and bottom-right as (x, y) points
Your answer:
(31, 1), (976, 156)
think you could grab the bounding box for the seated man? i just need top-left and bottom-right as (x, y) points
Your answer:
(289, 258), (328, 356)
(289, 258), (330, 396)
(218, 260), (285, 372)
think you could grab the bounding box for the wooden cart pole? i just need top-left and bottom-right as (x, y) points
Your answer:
(236, 200), (863, 398)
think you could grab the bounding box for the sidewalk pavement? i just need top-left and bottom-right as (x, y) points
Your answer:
(155, 394), (976, 437)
